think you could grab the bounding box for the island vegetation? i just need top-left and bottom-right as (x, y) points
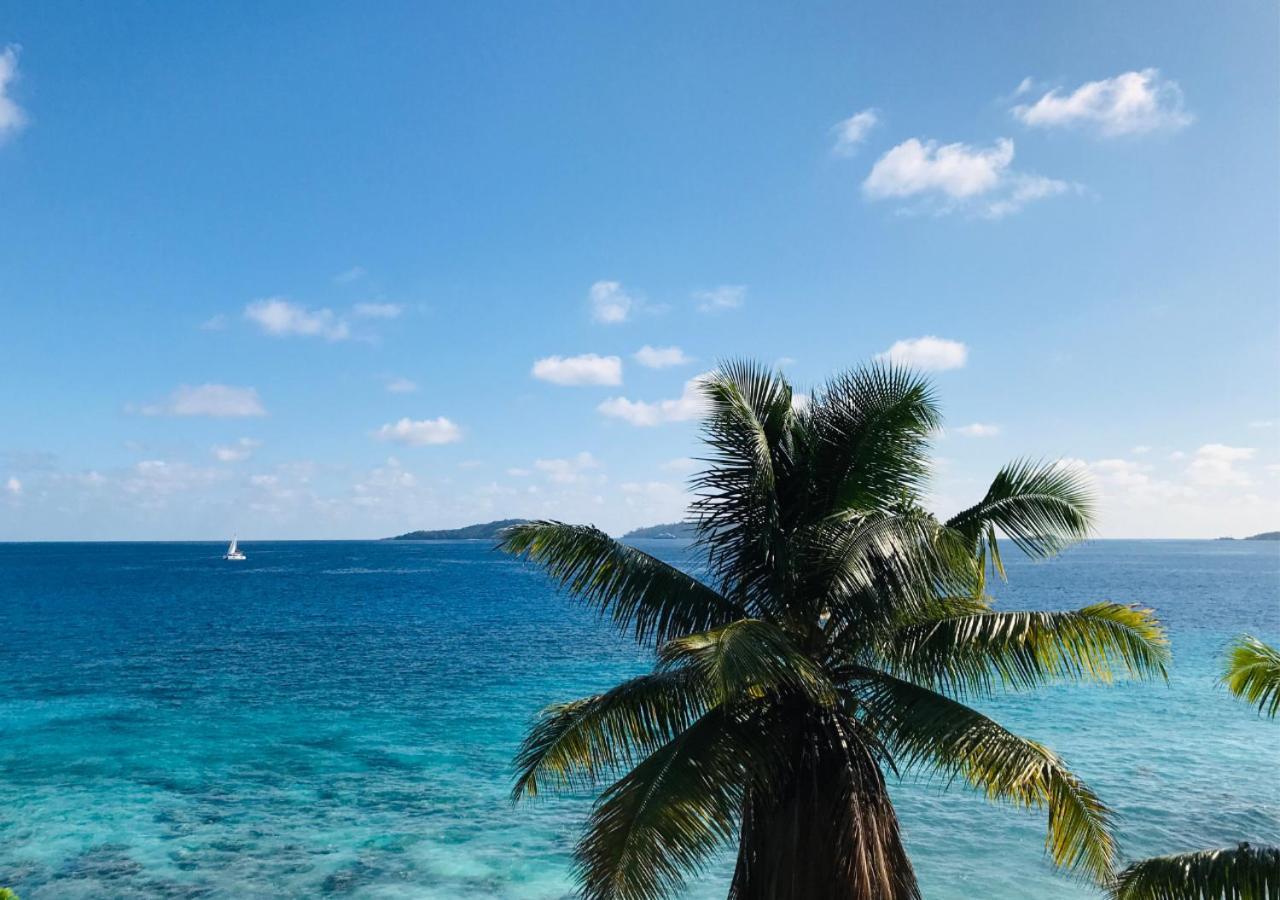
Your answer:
(621, 521), (699, 540)
(387, 519), (529, 541)
(501, 360), (1171, 900)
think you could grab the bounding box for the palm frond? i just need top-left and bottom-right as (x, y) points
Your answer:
(946, 459), (1094, 560)
(513, 669), (709, 800)
(809, 364), (940, 518)
(657, 619), (835, 707)
(879, 603), (1169, 695)
(500, 521), (745, 645)
(690, 361), (796, 612)
(1110, 843), (1280, 900)
(851, 670), (1117, 883)
(575, 705), (781, 900)
(1222, 635), (1280, 718)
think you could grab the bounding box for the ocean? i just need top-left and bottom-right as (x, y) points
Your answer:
(1, 539), (1277, 899)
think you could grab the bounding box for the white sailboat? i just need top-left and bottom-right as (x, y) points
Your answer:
(223, 536), (246, 561)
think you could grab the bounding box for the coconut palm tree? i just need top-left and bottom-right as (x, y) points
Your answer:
(502, 361), (1170, 900)
(1109, 635), (1280, 900)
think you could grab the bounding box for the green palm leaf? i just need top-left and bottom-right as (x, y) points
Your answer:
(500, 521), (744, 645)
(880, 603), (1169, 695)
(1222, 635), (1280, 718)
(513, 669), (710, 800)
(1110, 844), (1280, 900)
(851, 671), (1117, 883)
(946, 459), (1093, 561)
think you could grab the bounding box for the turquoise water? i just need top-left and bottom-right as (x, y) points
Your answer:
(0, 540), (1276, 898)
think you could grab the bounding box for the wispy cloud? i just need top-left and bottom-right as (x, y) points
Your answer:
(212, 438), (261, 462)
(532, 353), (623, 386)
(694, 285), (745, 313)
(1012, 69), (1192, 137)
(139, 384), (267, 418)
(244, 298), (350, 341)
(385, 377), (418, 394)
(598, 374), (712, 427)
(534, 452), (602, 484)
(0, 45), (26, 140)
(1187, 443), (1254, 487)
(374, 417), (463, 446)
(334, 266), (367, 284)
(863, 137), (1070, 218)
(4, 476), (20, 496)
(955, 423), (1000, 437)
(590, 281), (634, 324)
(831, 108), (879, 156)
(875, 336), (968, 371)
(353, 302), (403, 319)
(633, 345), (691, 369)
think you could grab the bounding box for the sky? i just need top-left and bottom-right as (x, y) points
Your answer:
(0, 1), (1277, 540)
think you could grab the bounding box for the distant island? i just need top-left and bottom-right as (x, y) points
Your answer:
(387, 519), (529, 541)
(622, 521), (698, 540)
(1216, 531), (1280, 541)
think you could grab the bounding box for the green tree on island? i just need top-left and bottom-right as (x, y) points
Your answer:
(1109, 635), (1280, 900)
(502, 361), (1171, 900)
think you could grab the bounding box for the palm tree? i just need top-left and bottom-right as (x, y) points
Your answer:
(501, 361), (1169, 900)
(1109, 635), (1280, 900)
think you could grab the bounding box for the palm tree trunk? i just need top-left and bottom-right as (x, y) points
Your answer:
(729, 709), (919, 900)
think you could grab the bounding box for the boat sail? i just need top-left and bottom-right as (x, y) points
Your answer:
(223, 537), (246, 561)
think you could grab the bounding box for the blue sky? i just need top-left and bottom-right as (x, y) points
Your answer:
(1, 1), (1276, 540)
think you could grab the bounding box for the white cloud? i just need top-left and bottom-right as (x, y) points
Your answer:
(0, 45), (26, 140)
(385, 377), (418, 394)
(374, 417), (463, 446)
(353, 302), (403, 319)
(875, 336), (968, 371)
(200, 314), (228, 331)
(598, 373), (712, 427)
(4, 476), (20, 496)
(535, 452), (602, 484)
(506, 467), (531, 477)
(1131, 445), (1152, 455)
(831, 108), (879, 156)
(694, 285), (746, 313)
(590, 281), (634, 324)
(863, 137), (1069, 218)
(245, 298), (350, 341)
(955, 423), (1000, 438)
(212, 438), (261, 462)
(1012, 69), (1193, 137)
(634, 345), (691, 369)
(532, 353), (623, 386)
(1187, 443), (1254, 487)
(1248, 420), (1275, 429)
(141, 384), (267, 418)
(660, 457), (700, 475)
(334, 266), (367, 284)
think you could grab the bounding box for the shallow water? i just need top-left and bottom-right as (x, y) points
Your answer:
(1, 539), (1277, 898)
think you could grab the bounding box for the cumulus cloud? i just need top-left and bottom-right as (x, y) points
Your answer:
(4, 476), (20, 495)
(0, 45), (26, 140)
(212, 438), (261, 462)
(875, 336), (968, 371)
(385, 377), (418, 394)
(1187, 444), (1254, 487)
(353, 302), (403, 319)
(1012, 69), (1193, 137)
(535, 452), (602, 485)
(955, 423), (1000, 437)
(245, 298), (350, 341)
(634, 345), (691, 369)
(694, 285), (746, 313)
(374, 417), (463, 446)
(863, 137), (1069, 218)
(532, 353), (623, 386)
(598, 373), (713, 427)
(140, 384), (267, 418)
(831, 109), (879, 156)
(590, 281), (634, 324)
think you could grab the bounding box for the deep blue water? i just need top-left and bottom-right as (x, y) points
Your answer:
(0, 540), (1277, 899)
